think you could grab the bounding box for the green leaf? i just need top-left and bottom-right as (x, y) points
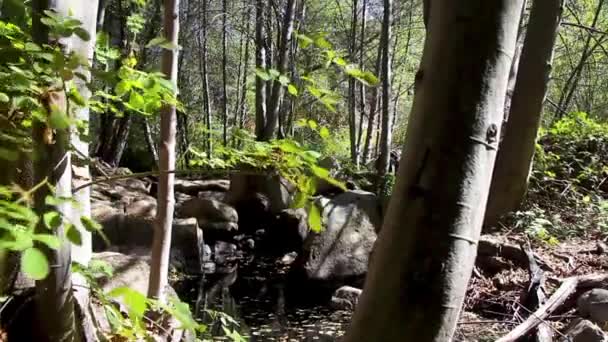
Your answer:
(43, 211), (62, 230)
(73, 27), (91, 41)
(308, 203), (323, 232)
(66, 224), (82, 246)
(278, 75), (290, 86)
(32, 234), (60, 249)
(128, 91), (145, 110)
(21, 247), (49, 280)
(80, 216), (102, 233)
(48, 107), (70, 130)
(319, 127), (330, 139)
(0, 93), (9, 103)
(287, 84), (298, 96)
(108, 286), (148, 320)
(115, 80), (131, 97)
(308, 120), (318, 129)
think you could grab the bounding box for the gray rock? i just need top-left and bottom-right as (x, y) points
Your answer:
(174, 179), (230, 196)
(297, 190), (381, 285)
(564, 318), (607, 342)
(578, 289), (608, 326)
(214, 241), (238, 265)
(227, 174), (295, 214)
(89, 252), (185, 341)
(330, 286), (362, 310)
(176, 198), (238, 229)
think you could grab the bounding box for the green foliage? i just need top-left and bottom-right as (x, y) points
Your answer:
(73, 262), (247, 341)
(190, 121), (345, 232)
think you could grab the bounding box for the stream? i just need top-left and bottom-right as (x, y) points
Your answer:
(175, 255), (352, 341)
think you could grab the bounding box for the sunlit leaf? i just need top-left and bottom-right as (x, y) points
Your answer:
(308, 203), (323, 232)
(21, 247), (49, 280)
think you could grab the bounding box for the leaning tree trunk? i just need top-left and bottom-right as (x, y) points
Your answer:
(263, 0), (296, 141)
(32, 1), (78, 340)
(343, 0), (523, 341)
(197, 0), (212, 154)
(221, 0), (228, 146)
(148, 0), (180, 301)
(348, 0), (359, 166)
(361, 39), (383, 165)
(375, 0), (392, 183)
(484, 0), (564, 226)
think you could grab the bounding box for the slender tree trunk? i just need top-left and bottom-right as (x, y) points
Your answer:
(148, 0), (179, 301)
(263, 0), (296, 141)
(221, 0), (228, 146)
(485, 0), (564, 226)
(143, 117), (159, 167)
(198, 0), (212, 154)
(344, 0), (523, 340)
(236, 7), (252, 138)
(362, 41), (383, 165)
(355, 0), (367, 156)
(348, 0), (359, 166)
(32, 2), (77, 340)
(255, 0), (268, 140)
(376, 0), (392, 180)
(265, 0), (273, 112)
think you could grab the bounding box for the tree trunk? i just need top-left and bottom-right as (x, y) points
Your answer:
(376, 0), (392, 181)
(32, 2), (77, 340)
(148, 0), (179, 301)
(143, 117), (159, 167)
(197, 0), (212, 154)
(263, 0), (296, 141)
(221, 0), (228, 146)
(362, 40), (383, 165)
(355, 0), (367, 160)
(236, 7), (252, 141)
(343, 0), (523, 340)
(255, 0), (268, 140)
(348, 0), (359, 166)
(484, 0), (564, 226)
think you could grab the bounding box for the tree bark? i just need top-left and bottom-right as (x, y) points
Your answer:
(32, 3), (77, 340)
(221, 0), (228, 146)
(361, 40), (383, 165)
(197, 0), (212, 154)
(255, 0), (268, 140)
(343, 0), (523, 340)
(485, 0), (564, 226)
(355, 0), (367, 160)
(148, 0), (179, 301)
(262, 0), (296, 141)
(142, 117), (159, 167)
(376, 0), (392, 181)
(348, 0), (359, 166)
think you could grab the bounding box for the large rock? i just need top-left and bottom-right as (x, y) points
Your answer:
(563, 318), (608, 342)
(174, 179), (230, 196)
(578, 289), (608, 326)
(176, 198), (238, 228)
(295, 190), (381, 287)
(90, 252), (186, 342)
(227, 174), (295, 215)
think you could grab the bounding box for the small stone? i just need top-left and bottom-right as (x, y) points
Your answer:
(244, 238), (255, 250)
(280, 252), (298, 265)
(330, 286), (362, 310)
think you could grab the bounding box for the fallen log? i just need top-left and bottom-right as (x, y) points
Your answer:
(497, 273), (608, 342)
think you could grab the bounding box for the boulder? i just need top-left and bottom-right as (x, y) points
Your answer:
(227, 174), (294, 215)
(578, 289), (608, 326)
(330, 286), (362, 310)
(176, 198), (238, 228)
(295, 190), (381, 287)
(563, 318), (608, 342)
(90, 252), (186, 342)
(174, 179), (230, 196)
